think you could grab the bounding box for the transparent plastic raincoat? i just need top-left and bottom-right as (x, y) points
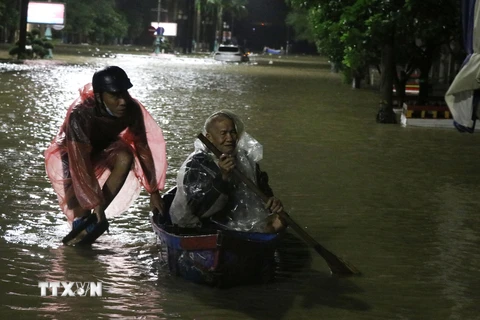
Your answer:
(170, 110), (274, 232)
(44, 84), (167, 223)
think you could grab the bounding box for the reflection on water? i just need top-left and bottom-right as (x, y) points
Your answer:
(1, 54), (480, 319)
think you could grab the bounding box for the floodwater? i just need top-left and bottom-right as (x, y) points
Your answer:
(1, 53), (480, 320)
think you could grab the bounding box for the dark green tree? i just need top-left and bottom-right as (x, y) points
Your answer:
(285, 8), (314, 44)
(91, 0), (128, 44)
(63, 0), (97, 43)
(115, 0), (154, 44)
(0, 0), (20, 43)
(286, 0), (462, 122)
(202, 0), (247, 49)
(63, 0), (128, 44)
(9, 28), (54, 59)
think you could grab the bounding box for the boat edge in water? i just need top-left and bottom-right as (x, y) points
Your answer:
(150, 189), (281, 287)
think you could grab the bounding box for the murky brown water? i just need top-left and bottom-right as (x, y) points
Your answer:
(1, 53), (480, 319)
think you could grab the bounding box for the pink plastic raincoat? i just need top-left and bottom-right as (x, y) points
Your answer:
(45, 84), (167, 223)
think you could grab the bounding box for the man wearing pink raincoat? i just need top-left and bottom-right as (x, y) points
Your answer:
(45, 66), (167, 245)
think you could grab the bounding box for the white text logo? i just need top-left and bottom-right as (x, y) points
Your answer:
(38, 281), (102, 297)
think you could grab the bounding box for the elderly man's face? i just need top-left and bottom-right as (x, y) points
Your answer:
(206, 116), (238, 155)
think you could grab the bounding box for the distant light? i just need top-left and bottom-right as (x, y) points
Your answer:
(253, 28), (255, 31)
(150, 22), (178, 36)
(261, 23), (265, 26)
(27, 2), (65, 25)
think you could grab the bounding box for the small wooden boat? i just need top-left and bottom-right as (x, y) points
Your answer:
(150, 188), (281, 287)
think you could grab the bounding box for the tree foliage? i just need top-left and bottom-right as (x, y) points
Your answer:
(9, 28), (54, 58)
(92, 0), (128, 43)
(0, 0), (21, 42)
(63, 0), (97, 42)
(286, 0), (462, 94)
(0, 0), (248, 47)
(199, 0), (248, 48)
(285, 8), (314, 43)
(62, 0), (128, 44)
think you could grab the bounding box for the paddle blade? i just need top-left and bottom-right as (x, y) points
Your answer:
(313, 244), (361, 276)
(280, 211), (361, 276)
(197, 132), (361, 276)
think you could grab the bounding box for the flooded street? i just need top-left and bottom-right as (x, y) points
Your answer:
(1, 53), (480, 319)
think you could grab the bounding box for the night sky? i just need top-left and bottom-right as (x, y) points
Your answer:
(234, 0), (316, 54)
(234, 0), (289, 51)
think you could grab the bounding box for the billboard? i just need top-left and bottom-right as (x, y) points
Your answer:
(150, 22), (177, 37)
(27, 2), (66, 25)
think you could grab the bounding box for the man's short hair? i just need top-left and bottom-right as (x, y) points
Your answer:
(205, 113), (234, 133)
(203, 110), (244, 136)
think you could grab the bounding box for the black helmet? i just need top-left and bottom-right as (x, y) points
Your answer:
(92, 66), (133, 93)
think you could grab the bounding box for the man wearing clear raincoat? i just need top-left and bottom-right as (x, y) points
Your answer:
(170, 110), (284, 233)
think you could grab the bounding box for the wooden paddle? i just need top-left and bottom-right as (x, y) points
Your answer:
(197, 133), (360, 276)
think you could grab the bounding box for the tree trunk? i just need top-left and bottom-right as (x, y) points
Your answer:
(7, 27), (16, 44)
(376, 30), (397, 124)
(214, 5), (223, 51)
(352, 76), (362, 89)
(17, 0), (29, 59)
(195, 3), (201, 47)
(380, 44), (394, 108)
(393, 71), (407, 110)
(185, 0), (195, 53)
(417, 47), (434, 105)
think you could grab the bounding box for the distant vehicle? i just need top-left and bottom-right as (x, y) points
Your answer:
(214, 44), (249, 63)
(263, 46), (284, 55)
